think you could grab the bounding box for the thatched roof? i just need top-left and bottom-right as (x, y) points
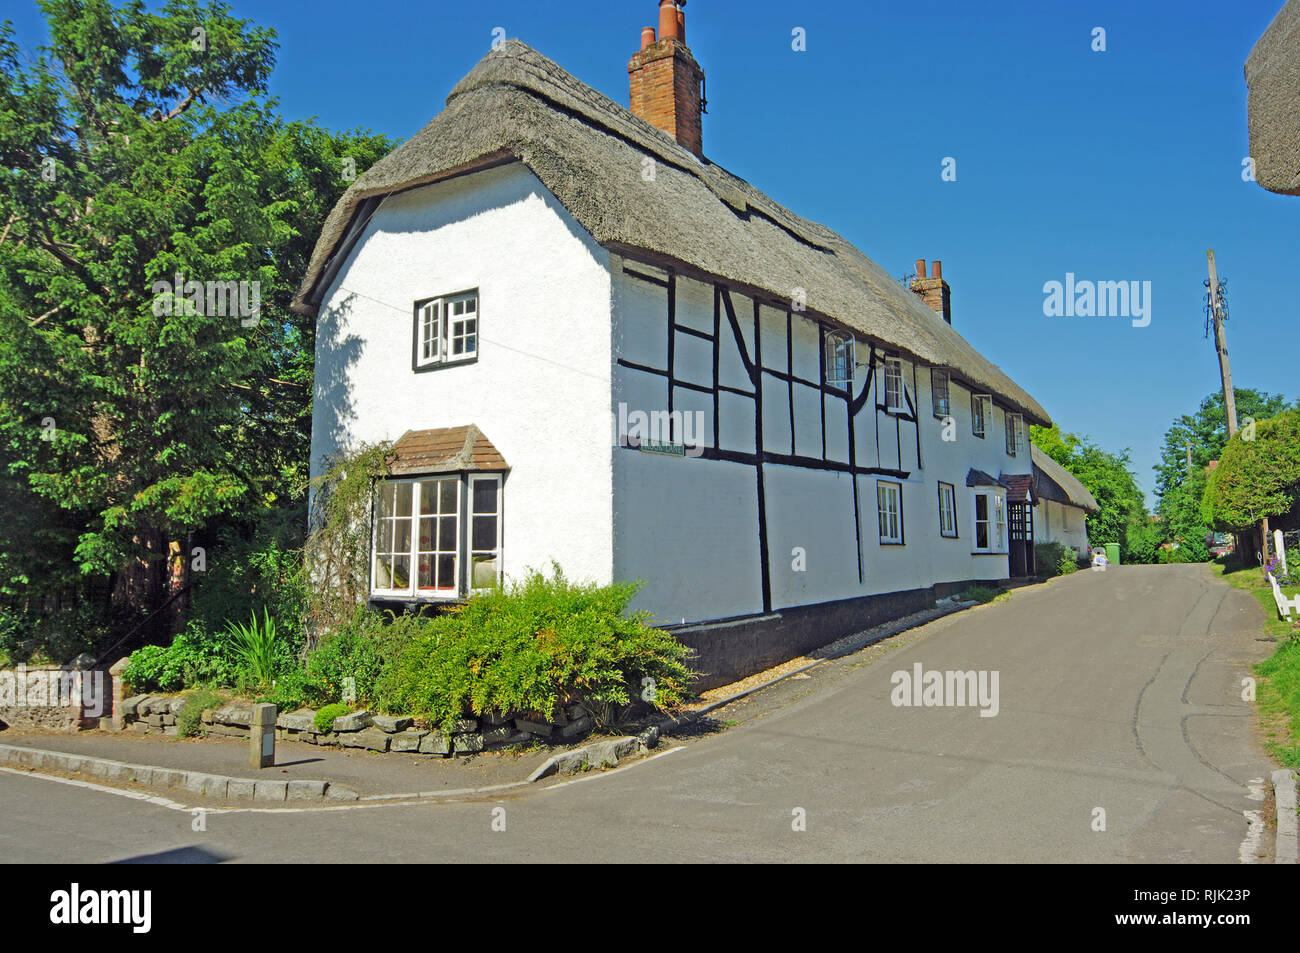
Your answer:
(294, 40), (1050, 424)
(1031, 445), (1099, 512)
(1245, 0), (1300, 195)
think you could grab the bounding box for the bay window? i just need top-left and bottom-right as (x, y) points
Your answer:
(371, 472), (503, 599)
(972, 489), (1007, 554)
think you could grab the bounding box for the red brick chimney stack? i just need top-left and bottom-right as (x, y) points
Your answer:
(910, 259), (952, 326)
(629, 1), (706, 157)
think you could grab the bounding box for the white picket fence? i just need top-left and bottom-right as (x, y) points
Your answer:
(1266, 572), (1300, 620)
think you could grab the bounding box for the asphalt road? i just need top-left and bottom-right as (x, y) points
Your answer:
(0, 564), (1276, 863)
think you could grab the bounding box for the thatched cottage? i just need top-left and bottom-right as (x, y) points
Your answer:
(292, 2), (1069, 687)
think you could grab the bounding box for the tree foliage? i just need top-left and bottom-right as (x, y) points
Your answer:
(0, 0), (390, 658)
(1203, 409), (1300, 532)
(1030, 424), (1152, 562)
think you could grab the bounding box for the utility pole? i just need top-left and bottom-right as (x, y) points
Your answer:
(1206, 250), (1238, 436)
(1206, 250), (1260, 563)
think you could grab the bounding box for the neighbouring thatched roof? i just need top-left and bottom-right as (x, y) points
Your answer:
(1245, 0), (1300, 195)
(388, 425), (508, 476)
(1031, 445), (1099, 512)
(294, 40), (1050, 424)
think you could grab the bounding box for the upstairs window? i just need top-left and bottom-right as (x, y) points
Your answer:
(1006, 412), (1023, 456)
(884, 358), (905, 412)
(972, 393), (989, 438)
(415, 290), (478, 370)
(931, 368), (950, 418)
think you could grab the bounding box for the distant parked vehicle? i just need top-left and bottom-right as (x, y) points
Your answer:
(1209, 533), (1235, 558)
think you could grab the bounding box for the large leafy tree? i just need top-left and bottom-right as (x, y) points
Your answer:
(0, 0), (389, 656)
(1030, 424), (1153, 562)
(1203, 409), (1300, 544)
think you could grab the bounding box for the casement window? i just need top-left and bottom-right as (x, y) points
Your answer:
(938, 482), (958, 538)
(468, 475), (503, 590)
(971, 393), (989, 438)
(877, 480), (904, 545)
(1006, 412), (1023, 456)
(972, 490), (1007, 553)
(931, 368), (950, 418)
(371, 473), (503, 599)
(884, 358), (905, 412)
(414, 290), (478, 370)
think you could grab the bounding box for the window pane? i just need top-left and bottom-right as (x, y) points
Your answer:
(976, 495), (988, 521)
(378, 484), (394, 519)
(473, 480), (497, 515)
(440, 479), (457, 513)
(437, 554), (455, 589)
(465, 297), (476, 313)
(417, 557), (434, 590)
(977, 524), (989, 549)
(473, 515), (497, 551)
(374, 555), (392, 588)
(418, 517), (434, 551)
(394, 520), (411, 556)
(419, 483), (437, 515)
(395, 483), (412, 517)
(438, 515), (457, 551)
(391, 556), (410, 589)
(472, 554), (498, 589)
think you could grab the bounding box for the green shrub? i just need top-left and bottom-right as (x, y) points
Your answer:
(1034, 542), (1078, 578)
(1158, 538), (1211, 564)
(314, 702), (350, 732)
(177, 687), (225, 738)
(381, 565), (694, 732)
(122, 622), (241, 693)
(959, 585), (1003, 604)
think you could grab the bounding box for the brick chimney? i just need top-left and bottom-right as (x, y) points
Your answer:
(910, 259), (952, 325)
(629, 1), (706, 157)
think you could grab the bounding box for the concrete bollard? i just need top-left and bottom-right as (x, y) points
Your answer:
(250, 703), (277, 769)
(109, 658), (130, 732)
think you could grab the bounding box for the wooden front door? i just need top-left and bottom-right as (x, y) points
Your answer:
(1009, 501), (1034, 576)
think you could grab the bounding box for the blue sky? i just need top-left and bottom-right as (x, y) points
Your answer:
(10, 0), (1295, 504)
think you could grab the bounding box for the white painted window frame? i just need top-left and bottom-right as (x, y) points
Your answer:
(370, 476), (465, 600)
(972, 393), (989, 438)
(415, 290), (479, 370)
(877, 480), (904, 545)
(972, 488), (1008, 554)
(468, 474), (503, 592)
(884, 358), (905, 412)
(938, 481), (958, 538)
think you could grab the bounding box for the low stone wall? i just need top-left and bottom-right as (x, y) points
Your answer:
(118, 694), (599, 756)
(0, 665), (107, 732)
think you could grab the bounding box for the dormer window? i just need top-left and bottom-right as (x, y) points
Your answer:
(414, 290), (479, 371)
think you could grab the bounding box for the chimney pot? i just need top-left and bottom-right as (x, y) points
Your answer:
(659, 1), (679, 42)
(931, 260), (942, 279)
(915, 259), (926, 277)
(677, 8), (686, 45)
(640, 26), (656, 50)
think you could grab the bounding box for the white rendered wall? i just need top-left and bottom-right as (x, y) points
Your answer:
(311, 162), (614, 590)
(1035, 499), (1091, 555)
